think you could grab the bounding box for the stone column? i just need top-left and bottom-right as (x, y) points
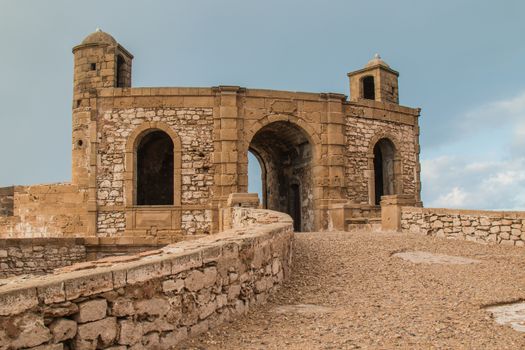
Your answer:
(380, 194), (416, 232)
(315, 93), (347, 231)
(211, 86), (244, 232)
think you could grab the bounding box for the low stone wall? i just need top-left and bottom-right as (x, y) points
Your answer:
(0, 208), (293, 349)
(0, 238), (87, 278)
(401, 207), (525, 247)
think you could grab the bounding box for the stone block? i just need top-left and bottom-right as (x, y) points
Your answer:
(500, 232), (510, 240)
(489, 226), (500, 234)
(0, 287), (38, 316)
(65, 271), (113, 300)
(126, 260), (171, 285)
(9, 313), (52, 349)
(111, 297), (134, 317)
(76, 317), (117, 347)
(49, 318), (77, 342)
(162, 278), (184, 293)
(171, 251), (202, 275)
(75, 299), (107, 323)
(134, 297), (169, 316)
(160, 327), (188, 348)
(118, 319), (143, 345)
(185, 269), (212, 292)
(42, 302), (79, 318)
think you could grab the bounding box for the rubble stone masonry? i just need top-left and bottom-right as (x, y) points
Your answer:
(96, 107), (214, 236)
(401, 207), (525, 247)
(0, 238), (86, 278)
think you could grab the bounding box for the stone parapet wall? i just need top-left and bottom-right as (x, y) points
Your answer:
(401, 207), (525, 247)
(0, 208), (293, 349)
(0, 238), (87, 278)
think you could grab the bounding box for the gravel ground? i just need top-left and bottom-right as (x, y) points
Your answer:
(181, 231), (525, 349)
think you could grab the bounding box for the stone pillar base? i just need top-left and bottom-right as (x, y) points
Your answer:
(219, 193), (260, 231)
(380, 195), (417, 232)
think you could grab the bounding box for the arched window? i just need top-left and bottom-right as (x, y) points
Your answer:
(136, 130), (174, 205)
(373, 138), (395, 205)
(362, 76), (375, 100)
(116, 55), (126, 88)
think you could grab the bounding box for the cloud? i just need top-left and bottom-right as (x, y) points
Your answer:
(460, 90), (525, 132)
(422, 156), (525, 210)
(422, 90), (525, 210)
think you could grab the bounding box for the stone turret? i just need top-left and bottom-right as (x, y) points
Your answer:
(71, 29), (133, 187)
(347, 54), (399, 104)
(72, 28), (133, 106)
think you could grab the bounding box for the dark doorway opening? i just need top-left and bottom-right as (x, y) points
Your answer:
(374, 145), (383, 205)
(373, 138), (396, 205)
(136, 130), (174, 205)
(290, 183), (301, 231)
(116, 55), (126, 88)
(363, 76), (375, 100)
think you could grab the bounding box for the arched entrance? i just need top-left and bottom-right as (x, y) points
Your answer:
(136, 130), (174, 205)
(248, 121), (313, 231)
(373, 138), (396, 205)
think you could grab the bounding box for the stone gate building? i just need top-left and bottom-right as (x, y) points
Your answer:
(0, 29), (422, 240)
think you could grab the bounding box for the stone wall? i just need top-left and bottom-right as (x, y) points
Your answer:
(96, 107), (214, 236)
(0, 208), (293, 349)
(0, 238), (86, 278)
(0, 187), (14, 216)
(401, 207), (525, 247)
(344, 107), (419, 206)
(0, 184), (89, 238)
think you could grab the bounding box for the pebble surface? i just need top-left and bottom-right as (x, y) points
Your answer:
(181, 231), (525, 349)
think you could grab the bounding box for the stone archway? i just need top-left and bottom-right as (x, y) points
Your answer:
(248, 121), (314, 231)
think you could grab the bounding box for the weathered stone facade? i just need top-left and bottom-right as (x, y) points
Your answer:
(401, 207), (525, 247)
(0, 207), (293, 349)
(0, 29), (421, 239)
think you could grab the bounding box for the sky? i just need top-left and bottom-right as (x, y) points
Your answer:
(0, 0), (524, 210)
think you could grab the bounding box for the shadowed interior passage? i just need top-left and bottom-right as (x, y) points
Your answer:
(136, 130), (174, 205)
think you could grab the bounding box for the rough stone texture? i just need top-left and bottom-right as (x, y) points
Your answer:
(49, 318), (77, 342)
(0, 208), (293, 350)
(0, 186), (14, 216)
(401, 207), (525, 247)
(0, 238), (86, 278)
(182, 231), (525, 349)
(75, 299), (107, 323)
(0, 184), (89, 238)
(96, 107), (214, 237)
(344, 113), (419, 205)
